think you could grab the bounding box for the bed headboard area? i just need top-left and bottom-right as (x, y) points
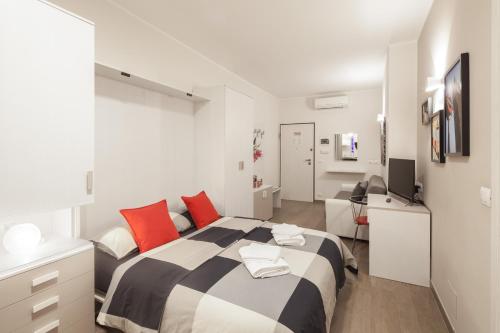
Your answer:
(81, 76), (196, 238)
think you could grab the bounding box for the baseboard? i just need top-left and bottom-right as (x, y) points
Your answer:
(430, 281), (455, 333)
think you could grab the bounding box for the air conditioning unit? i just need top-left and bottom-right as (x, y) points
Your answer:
(314, 95), (348, 109)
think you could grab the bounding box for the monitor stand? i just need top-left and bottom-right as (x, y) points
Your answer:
(388, 192), (417, 206)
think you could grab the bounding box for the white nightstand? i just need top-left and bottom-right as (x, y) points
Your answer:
(0, 238), (95, 332)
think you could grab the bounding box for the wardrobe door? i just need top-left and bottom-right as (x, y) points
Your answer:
(224, 88), (254, 217)
(0, 1), (95, 218)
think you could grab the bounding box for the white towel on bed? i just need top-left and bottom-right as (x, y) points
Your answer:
(238, 243), (281, 263)
(242, 258), (290, 278)
(271, 223), (305, 237)
(273, 233), (306, 246)
(271, 223), (306, 246)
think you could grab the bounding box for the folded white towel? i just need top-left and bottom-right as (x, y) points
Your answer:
(243, 258), (290, 278)
(273, 233), (306, 246)
(239, 243), (281, 263)
(271, 223), (305, 237)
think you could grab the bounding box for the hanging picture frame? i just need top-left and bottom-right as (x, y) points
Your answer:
(431, 110), (445, 163)
(380, 119), (386, 166)
(444, 53), (470, 156)
(421, 100), (430, 125)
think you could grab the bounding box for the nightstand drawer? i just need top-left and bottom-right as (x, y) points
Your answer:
(13, 295), (94, 333)
(0, 271), (93, 332)
(0, 248), (93, 309)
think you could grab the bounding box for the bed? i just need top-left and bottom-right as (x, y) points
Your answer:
(96, 217), (357, 333)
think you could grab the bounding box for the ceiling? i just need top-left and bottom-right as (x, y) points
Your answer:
(112, 0), (433, 98)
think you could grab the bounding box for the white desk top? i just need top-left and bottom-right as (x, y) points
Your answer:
(367, 194), (430, 215)
(325, 163), (367, 174)
(0, 237), (93, 280)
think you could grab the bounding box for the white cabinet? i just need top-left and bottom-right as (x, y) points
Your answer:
(254, 185), (273, 221)
(0, 239), (94, 333)
(367, 194), (430, 287)
(0, 1), (95, 218)
(194, 86), (254, 218)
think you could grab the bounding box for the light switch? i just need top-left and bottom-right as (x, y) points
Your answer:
(480, 186), (492, 207)
(262, 190), (268, 199)
(238, 161), (244, 170)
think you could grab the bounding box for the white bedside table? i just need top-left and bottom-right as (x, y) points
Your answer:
(0, 238), (95, 332)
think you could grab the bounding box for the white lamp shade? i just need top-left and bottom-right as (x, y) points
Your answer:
(3, 223), (42, 254)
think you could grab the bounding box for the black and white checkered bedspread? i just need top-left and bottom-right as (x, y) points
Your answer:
(97, 217), (357, 333)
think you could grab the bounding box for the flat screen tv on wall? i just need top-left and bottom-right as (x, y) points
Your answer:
(388, 158), (416, 202)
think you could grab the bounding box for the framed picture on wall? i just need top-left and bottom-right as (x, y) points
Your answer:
(444, 53), (470, 156)
(431, 110), (445, 163)
(421, 100), (430, 125)
(380, 119), (386, 166)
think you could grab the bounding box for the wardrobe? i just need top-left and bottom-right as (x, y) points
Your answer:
(194, 86), (254, 218)
(0, 0), (95, 220)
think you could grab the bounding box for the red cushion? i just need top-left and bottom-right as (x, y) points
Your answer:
(181, 191), (220, 229)
(120, 200), (180, 253)
(356, 216), (369, 225)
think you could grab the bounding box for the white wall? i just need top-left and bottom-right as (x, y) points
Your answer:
(280, 89), (383, 200)
(50, 0), (280, 189)
(417, 0), (492, 331)
(81, 76), (196, 238)
(384, 41), (418, 179)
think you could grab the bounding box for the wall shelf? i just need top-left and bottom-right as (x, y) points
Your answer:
(95, 63), (209, 102)
(326, 163), (367, 174)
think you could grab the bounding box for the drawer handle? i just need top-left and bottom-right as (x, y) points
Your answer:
(32, 271), (59, 288)
(32, 295), (59, 314)
(34, 319), (59, 333)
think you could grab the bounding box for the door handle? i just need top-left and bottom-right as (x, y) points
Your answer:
(305, 159), (312, 162)
(32, 271), (59, 288)
(86, 170), (93, 195)
(33, 295), (59, 314)
(34, 320), (60, 333)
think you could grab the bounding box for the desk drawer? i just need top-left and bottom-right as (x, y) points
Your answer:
(0, 271), (93, 332)
(0, 249), (93, 309)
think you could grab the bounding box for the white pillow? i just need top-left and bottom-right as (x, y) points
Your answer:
(94, 226), (137, 259)
(169, 212), (193, 232)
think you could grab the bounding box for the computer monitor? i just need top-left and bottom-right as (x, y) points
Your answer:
(388, 158), (416, 202)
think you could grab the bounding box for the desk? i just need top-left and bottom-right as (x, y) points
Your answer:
(367, 194), (430, 287)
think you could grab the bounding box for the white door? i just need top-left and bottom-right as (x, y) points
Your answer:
(0, 1), (94, 218)
(280, 124), (314, 202)
(225, 88), (254, 217)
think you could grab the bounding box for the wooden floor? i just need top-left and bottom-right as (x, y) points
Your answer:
(97, 200), (449, 333)
(272, 200), (449, 333)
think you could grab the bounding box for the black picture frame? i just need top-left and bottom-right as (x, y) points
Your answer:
(444, 53), (470, 156)
(431, 110), (445, 163)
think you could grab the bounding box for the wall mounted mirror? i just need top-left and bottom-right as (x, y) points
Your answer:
(335, 133), (358, 160)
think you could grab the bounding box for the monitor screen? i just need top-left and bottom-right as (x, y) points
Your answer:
(388, 158), (415, 201)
